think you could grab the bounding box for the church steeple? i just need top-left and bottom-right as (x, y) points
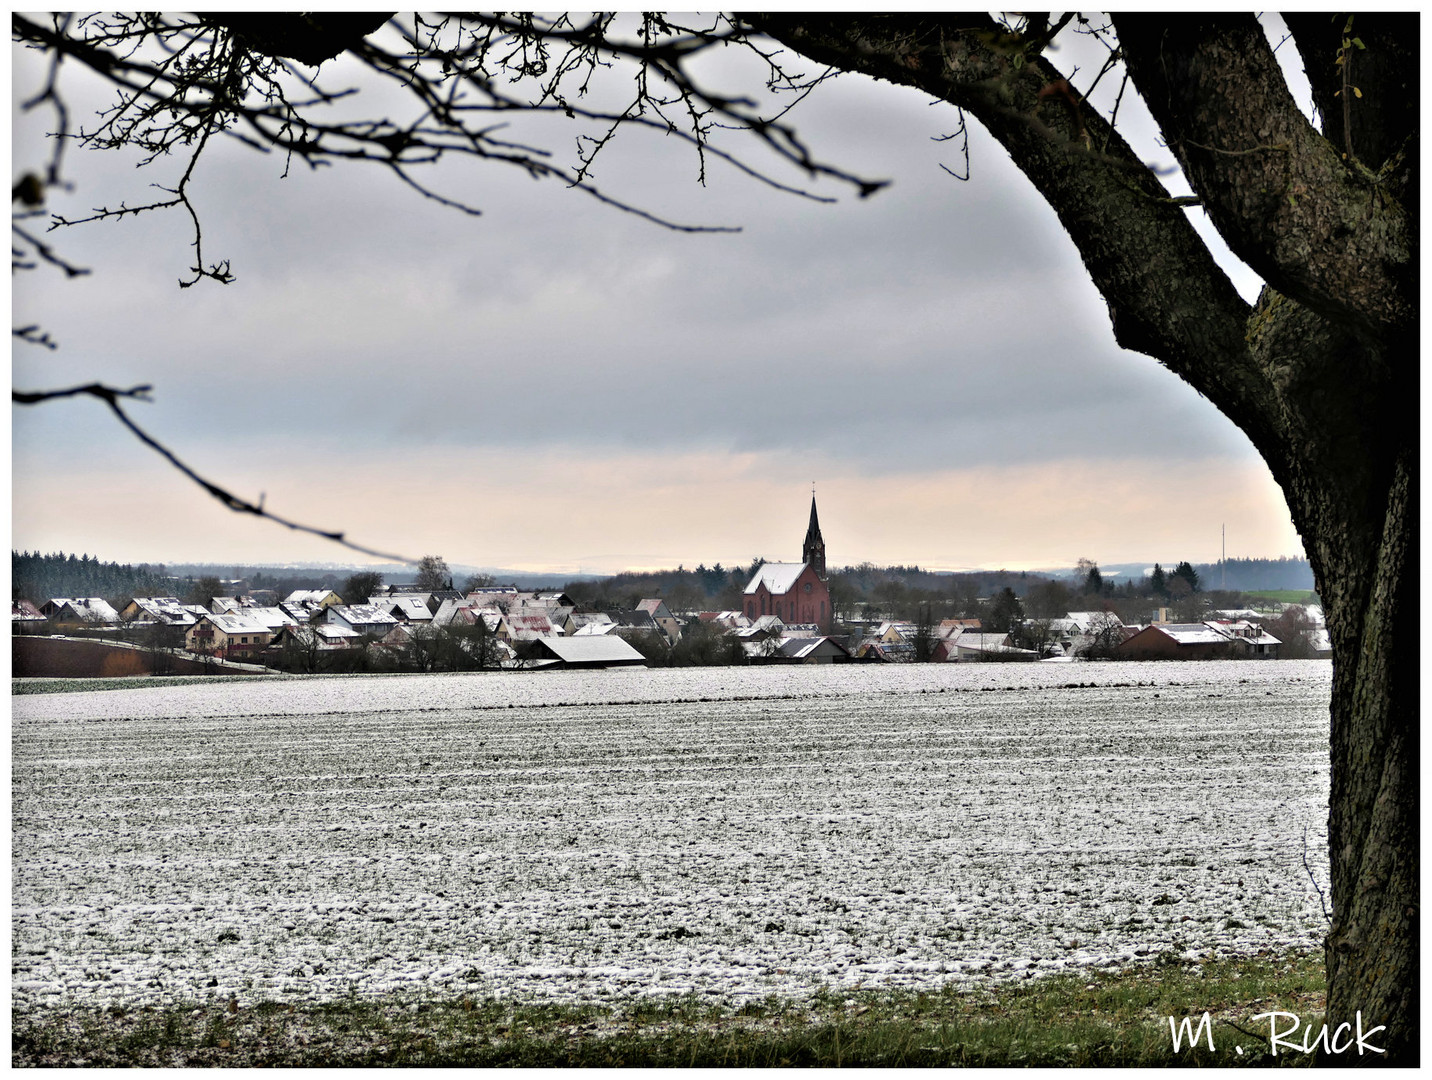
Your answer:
(802, 492), (826, 580)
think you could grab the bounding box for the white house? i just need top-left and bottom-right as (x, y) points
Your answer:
(186, 612), (274, 658)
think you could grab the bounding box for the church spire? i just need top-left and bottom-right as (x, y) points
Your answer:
(803, 491), (826, 580)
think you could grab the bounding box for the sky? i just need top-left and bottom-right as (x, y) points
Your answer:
(10, 16), (1311, 578)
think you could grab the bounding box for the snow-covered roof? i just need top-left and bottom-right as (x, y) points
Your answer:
(573, 621), (617, 636)
(1212, 620), (1281, 646)
(1065, 611), (1123, 632)
(328, 604), (399, 627)
(377, 596), (434, 621)
(44, 598), (120, 623)
(430, 598), (476, 626)
(275, 623), (360, 648)
(284, 589), (339, 605)
(777, 636), (850, 660)
(599, 610), (658, 630)
(782, 623), (822, 638)
(1157, 623), (1234, 646)
(532, 636), (646, 665)
(951, 632), (1014, 650)
(568, 612), (614, 630)
(744, 562), (808, 596)
(200, 612), (272, 636)
(505, 613), (558, 640)
(242, 607), (297, 631)
(126, 596), (204, 625)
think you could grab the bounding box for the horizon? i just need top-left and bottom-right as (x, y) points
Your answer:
(16, 547), (1311, 584)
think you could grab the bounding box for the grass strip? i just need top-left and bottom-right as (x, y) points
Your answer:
(14, 949), (1327, 1068)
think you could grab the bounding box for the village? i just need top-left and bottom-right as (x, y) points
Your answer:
(12, 497), (1326, 677)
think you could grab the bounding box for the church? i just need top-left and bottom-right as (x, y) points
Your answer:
(743, 495), (832, 628)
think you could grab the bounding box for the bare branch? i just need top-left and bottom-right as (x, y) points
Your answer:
(12, 383), (416, 563)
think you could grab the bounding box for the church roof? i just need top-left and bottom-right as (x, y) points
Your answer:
(744, 562), (808, 595)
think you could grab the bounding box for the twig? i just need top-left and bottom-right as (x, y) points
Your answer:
(1302, 825), (1332, 924)
(12, 382), (416, 563)
(1183, 138), (1291, 157)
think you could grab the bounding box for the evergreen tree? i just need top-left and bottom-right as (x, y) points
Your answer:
(1149, 563), (1168, 599)
(1172, 561), (1201, 594)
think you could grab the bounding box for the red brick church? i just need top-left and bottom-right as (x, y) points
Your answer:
(744, 495), (832, 628)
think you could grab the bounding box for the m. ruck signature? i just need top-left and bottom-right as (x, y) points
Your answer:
(1168, 1010), (1386, 1058)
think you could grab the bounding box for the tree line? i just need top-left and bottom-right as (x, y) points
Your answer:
(12, 551), (172, 605)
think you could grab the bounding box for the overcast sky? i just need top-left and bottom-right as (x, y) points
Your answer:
(11, 17), (1310, 577)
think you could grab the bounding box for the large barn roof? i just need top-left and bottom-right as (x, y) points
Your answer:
(531, 636), (646, 666)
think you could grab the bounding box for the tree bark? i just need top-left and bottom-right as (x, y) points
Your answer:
(751, 12), (1418, 1061)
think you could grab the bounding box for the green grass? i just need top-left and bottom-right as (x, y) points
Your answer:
(1241, 589), (1321, 606)
(13, 950), (1327, 1068)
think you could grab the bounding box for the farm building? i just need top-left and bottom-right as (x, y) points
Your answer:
(1115, 623), (1238, 660)
(524, 636), (647, 670)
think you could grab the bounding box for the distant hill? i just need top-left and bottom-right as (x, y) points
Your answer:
(161, 562), (604, 592)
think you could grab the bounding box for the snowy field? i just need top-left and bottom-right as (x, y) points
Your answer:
(12, 661), (1331, 1011)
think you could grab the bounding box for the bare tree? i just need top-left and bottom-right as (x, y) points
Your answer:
(413, 555), (451, 592)
(11, 13), (1417, 1054)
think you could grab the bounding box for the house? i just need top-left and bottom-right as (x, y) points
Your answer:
(565, 611), (615, 635)
(600, 610), (661, 637)
(743, 495), (832, 628)
(320, 604), (400, 637)
(760, 636), (852, 664)
(1207, 620), (1281, 658)
(636, 598), (683, 643)
(523, 635), (647, 670)
(270, 623), (360, 652)
(40, 597), (121, 627)
(874, 621), (916, 644)
(781, 623), (823, 639)
(1114, 622), (1238, 660)
(937, 631), (1038, 662)
(371, 595), (435, 624)
(185, 613), (274, 658)
(850, 639), (893, 661)
(430, 596), (479, 627)
(501, 612), (560, 642)
(445, 606), (503, 634)
(937, 618), (981, 638)
(696, 611), (749, 630)
(464, 584), (519, 598)
(118, 596), (207, 627)
(464, 588), (524, 613)
(211, 595), (263, 613)
(572, 620), (618, 636)
(283, 588), (344, 609)
(425, 589), (464, 612)
(276, 600), (308, 623)
(239, 607), (299, 633)
(12, 599), (47, 634)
